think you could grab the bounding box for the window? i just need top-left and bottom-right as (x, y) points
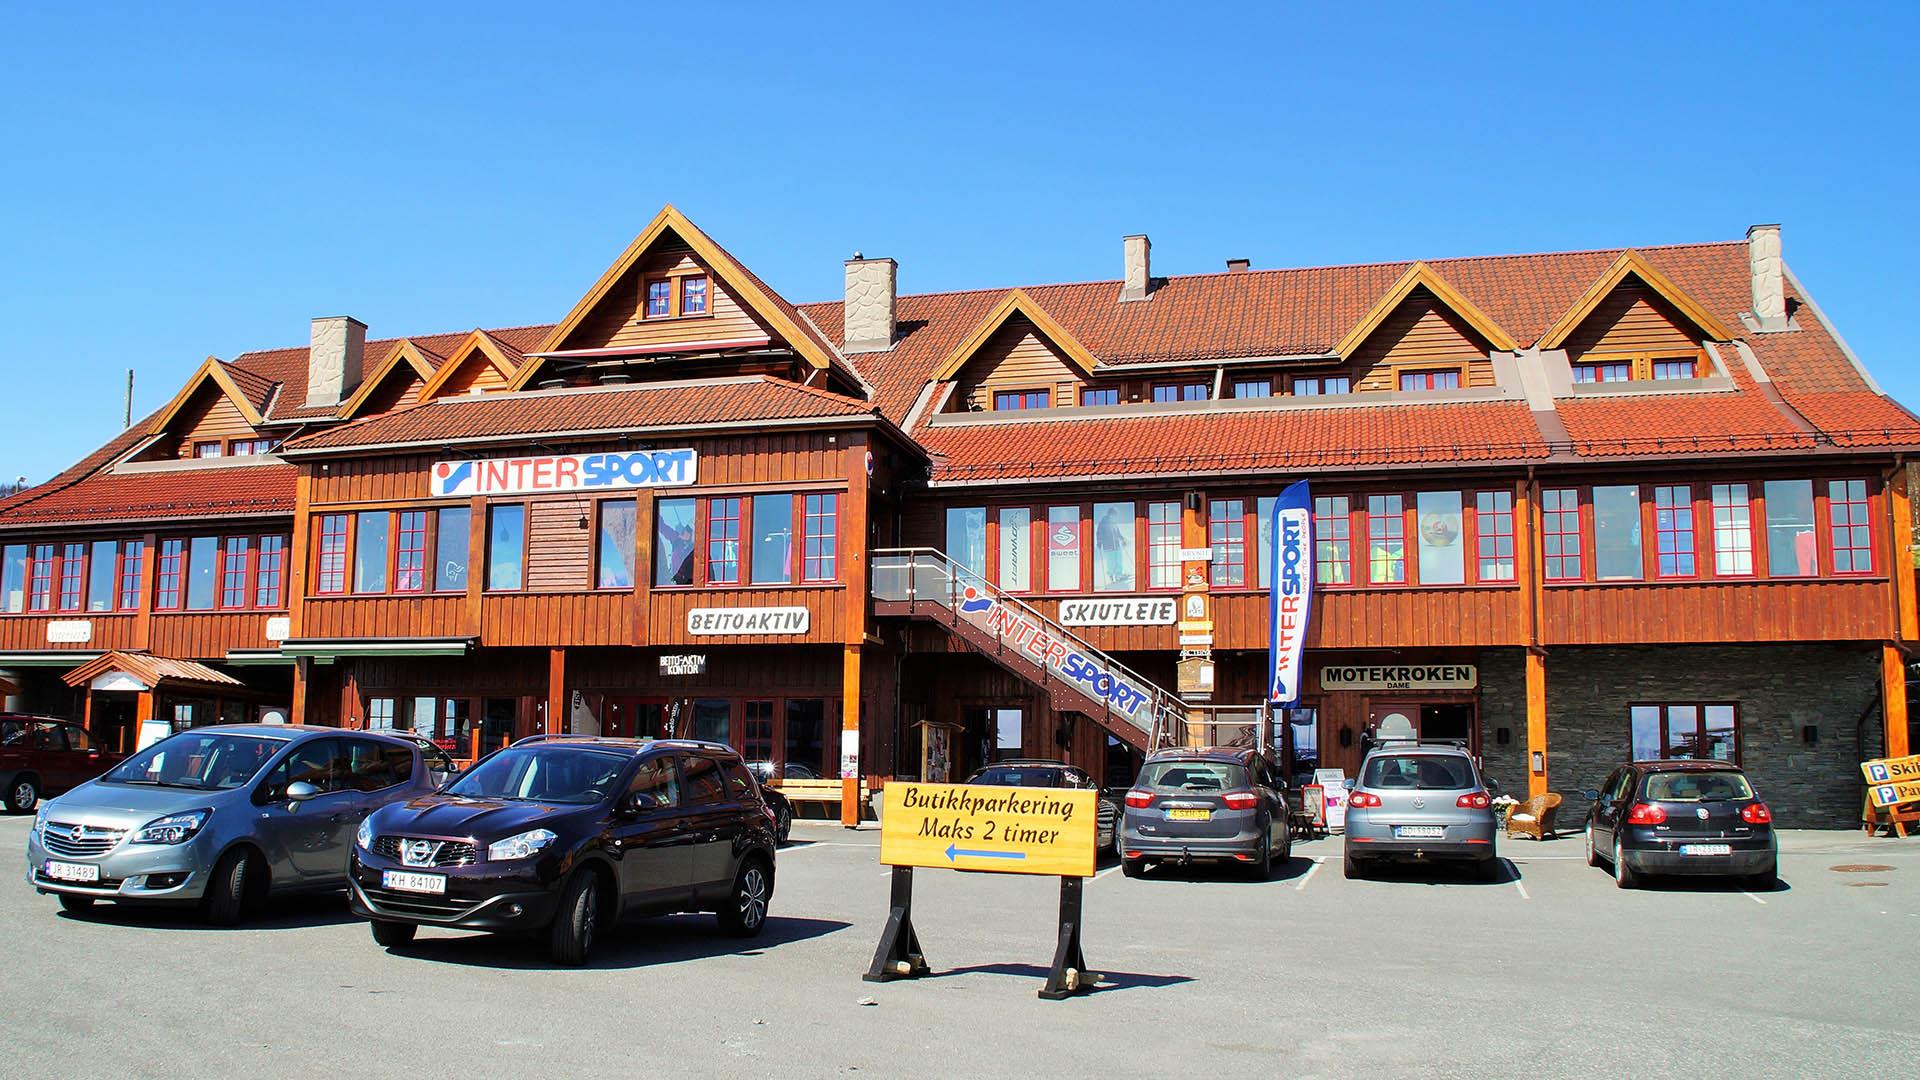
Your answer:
(186, 536), (219, 609)
(255, 537), (285, 608)
(28, 544), (55, 611)
(645, 278), (672, 318)
(688, 496), (735, 585)
(597, 499), (637, 589)
(1413, 492), (1464, 585)
(1046, 506), (1080, 591)
(691, 699), (731, 744)
(1146, 501), (1180, 589)
(1092, 502), (1135, 592)
(1593, 485), (1642, 581)
(117, 540), (144, 611)
(220, 537), (251, 608)
(750, 494), (793, 585)
(1829, 479), (1873, 575)
(354, 511), (390, 594)
(994, 390), (1049, 410)
(434, 507), (470, 592)
(316, 515), (349, 595)
(1475, 491), (1515, 582)
(1763, 479), (1816, 576)
(394, 511), (428, 593)
(681, 755), (728, 806)
(157, 539), (185, 608)
(1630, 703), (1739, 763)
(367, 697), (396, 731)
(1293, 376), (1350, 397)
(1650, 358), (1696, 380)
(85, 540), (116, 612)
(486, 504), (525, 591)
(1256, 496), (1274, 588)
(1711, 484), (1753, 576)
(1080, 387), (1119, 407)
(229, 439), (275, 455)
(656, 498), (696, 587)
(786, 698), (828, 775)
(1572, 362), (1631, 383)
(1366, 495), (1405, 584)
(1153, 382), (1208, 402)
(680, 275), (708, 316)
(743, 700), (774, 763)
(1653, 486), (1695, 578)
(946, 507), (986, 580)
(1, 545), (25, 613)
(998, 507), (1031, 591)
(1314, 496), (1352, 585)
(1209, 499), (1245, 587)
(58, 542), (85, 611)
(1232, 379), (1272, 399)
(802, 494), (838, 582)
(1542, 489), (1581, 581)
(193, 441), (221, 459)
(1399, 369), (1461, 392)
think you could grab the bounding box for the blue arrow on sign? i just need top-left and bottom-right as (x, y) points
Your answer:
(946, 843), (1025, 863)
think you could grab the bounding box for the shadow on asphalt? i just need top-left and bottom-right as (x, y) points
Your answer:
(1625, 874), (1793, 895)
(926, 962), (1193, 994)
(53, 891), (359, 931)
(1345, 857), (1520, 887)
(386, 914), (852, 970)
(1125, 855), (1314, 884)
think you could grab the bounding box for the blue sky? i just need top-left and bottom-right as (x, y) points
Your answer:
(2, 3), (1915, 482)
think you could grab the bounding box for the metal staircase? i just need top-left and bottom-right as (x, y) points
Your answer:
(871, 547), (1184, 750)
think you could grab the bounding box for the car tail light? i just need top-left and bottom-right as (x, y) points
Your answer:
(1626, 802), (1667, 825)
(1456, 792), (1491, 810)
(1740, 802), (1773, 824)
(1124, 790), (1154, 809)
(1222, 792), (1259, 810)
(1348, 791), (1383, 808)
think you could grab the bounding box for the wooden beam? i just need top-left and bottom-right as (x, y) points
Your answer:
(841, 644), (862, 826)
(547, 647), (567, 736)
(931, 289), (1100, 383)
(290, 657), (310, 725)
(1889, 469), (1917, 641)
(1526, 650), (1548, 799)
(1884, 643), (1911, 759)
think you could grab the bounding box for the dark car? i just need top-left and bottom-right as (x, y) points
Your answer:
(963, 759), (1118, 854)
(1585, 760), (1776, 889)
(349, 736), (779, 965)
(378, 730), (461, 786)
(1118, 747), (1291, 878)
(2, 714), (126, 813)
(746, 761), (817, 843)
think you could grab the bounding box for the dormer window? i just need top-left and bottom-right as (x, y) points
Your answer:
(1293, 376), (1351, 397)
(994, 389), (1049, 410)
(1572, 353), (1702, 384)
(645, 279), (673, 318)
(1152, 381), (1209, 403)
(193, 441), (222, 458)
(681, 275), (709, 316)
(229, 438), (275, 456)
(1081, 387), (1119, 407)
(1399, 369), (1461, 392)
(1651, 357), (1697, 380)
(1232, 378), (1273, 399)
(1572, 362), (1631, 384)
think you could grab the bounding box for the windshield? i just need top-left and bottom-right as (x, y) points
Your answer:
(447, 746), (628, 805)
(1361, 754), (1478, 791)
(1138, 760), (1247, 793)
(103, 732), (283, 790)
(1644, 771), (1754, 802)
(971, 766), (1066, 788)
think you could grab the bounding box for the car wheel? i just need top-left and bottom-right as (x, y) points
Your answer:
(1585, 825), (1602, 868)
(57, 893), (95, 913)
(370, 920), (417, 948)
(1120, 857), (1147, 878)
(775, 802), (792, 844)
(1250, 837), (1272, 881)
(1343, 851), (1364, 879)
(1747, 863), (1778, 891)
(4, 775), (39, 814)
(548, 870), (601, 966)
(1277, 824), (1293, 864)
(718, 856), (772, 937)
(204, 849), (252, 926)
(1613, 837), (1639, 890)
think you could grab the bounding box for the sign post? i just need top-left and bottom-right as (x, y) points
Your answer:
(866, 782), (1099, 999)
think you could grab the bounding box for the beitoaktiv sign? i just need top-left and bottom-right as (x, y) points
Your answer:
(879, 782), (1096, 878)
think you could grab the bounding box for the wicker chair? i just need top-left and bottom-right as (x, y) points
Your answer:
(1505, 792), (1563, 841)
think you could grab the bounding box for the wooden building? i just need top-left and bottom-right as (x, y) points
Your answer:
(2, 209), (1915, 826)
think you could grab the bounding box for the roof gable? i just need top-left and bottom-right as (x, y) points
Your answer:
(933, 289), (1100, 383)
(418, 330), (524, 401)
(147, 357), (267, 436)
(1335, 262), (1518, 358)
(1539, 250), (1736, 350)
(336, 339), (444, 418)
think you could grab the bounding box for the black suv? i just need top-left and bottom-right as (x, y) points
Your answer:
(348, 736), (778, 965)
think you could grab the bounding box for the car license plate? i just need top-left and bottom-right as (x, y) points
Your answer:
(44, 860), (100, 883)
(1394, 826), (1446, 839)
(1679, 843), (1732, 856)
(381, 870), (447, 895)
(1166, 808), (1211, 821)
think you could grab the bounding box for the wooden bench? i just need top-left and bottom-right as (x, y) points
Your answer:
(772, 778), (874, 821)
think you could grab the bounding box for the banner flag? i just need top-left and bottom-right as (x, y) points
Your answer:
(1267, 480), (1314, 707)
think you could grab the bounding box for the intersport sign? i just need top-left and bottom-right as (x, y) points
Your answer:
(431, 449), (698, 498)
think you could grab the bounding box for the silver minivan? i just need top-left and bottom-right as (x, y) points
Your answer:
(26, 724), (440, 924)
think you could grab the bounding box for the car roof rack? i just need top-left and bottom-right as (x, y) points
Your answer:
(1371, 737), (1473, 750)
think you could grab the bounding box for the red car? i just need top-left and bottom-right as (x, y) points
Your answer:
(0, 715), (124, 813)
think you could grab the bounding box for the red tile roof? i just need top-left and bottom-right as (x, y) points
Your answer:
(234, 325), (553, 422)
(0, 462), (295, 528)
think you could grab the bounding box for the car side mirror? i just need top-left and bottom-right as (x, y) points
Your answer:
(624, 791), (662, 815)
(1484, 777), (1501, 795)
(285, 780), (321, 803)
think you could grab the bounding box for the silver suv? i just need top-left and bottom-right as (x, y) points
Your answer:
(1342, 742), (1499, 880)
(26, 725), (438, 924)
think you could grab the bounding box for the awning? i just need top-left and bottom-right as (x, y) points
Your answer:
(0, 650), (105, 667)
(275, 637), (474, 661)
(224, 649), (298, 666)
(0, 674), (18, 696)
(61, 651), (244, 693)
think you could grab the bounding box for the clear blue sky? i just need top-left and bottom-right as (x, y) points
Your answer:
(2, 3), (1915, 482)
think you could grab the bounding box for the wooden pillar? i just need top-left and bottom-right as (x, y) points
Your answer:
(842, 644), (862, 826)
(133, 530), (158, 652)
(290, 657), (310, 724)
(1525, 650), (1548, 798)
(1883, 643), (1910, 759)
(81, 690), (95, 737)
(1888, 469), (1916, 641)
(288, 472), (312, 636)
(466, 495), (486, 638)
(842, 434), (873, 825)
(547, 647), (567, 736)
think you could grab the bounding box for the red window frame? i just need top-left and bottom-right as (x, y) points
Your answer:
(644, 278), (673, 318)
(680, 275), (709, 316)
(1542, 488), (1582, 581)
(1650, 358), (1697, 380)
(254, 537), (285, 608)
(118, 540), (145, 611)
(1364, 494), (1405, 585)
(1709, 484), (1755, 578)
(1572, 362), (1632, 383)
(219, 536), (252, 608)
(1314, 496), (1353, 586)
(1653, 485), (1696, 578)
(394, 511), (428, 593)
(802, 493), (838, 583)
(315, 515), (349, 595)
(1209, 499), (1246, 587)
(1398, 369), (1461, 392)
(1146, 501), (1181, 590)
(706, 497), (742, 585)
(192, 441), (222, 459)
(1474, 490), (1516, 583)
(57, 542), (85, 611)
(994, 389), (1049, 410)
(1828, 479), (1874, 575)
(156, 539), (185, 609)
(27, 544), (56, 612)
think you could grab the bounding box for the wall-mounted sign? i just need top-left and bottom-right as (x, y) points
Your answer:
(1178, 547), (1213, 562)
(264, 616), (291, 642)
(431, 448), (698, 498)
(659, 653), (707, 675)
(46, 620), (92, 644)
(955, 585), (1151, 716)
(1319, 664), (1478, 692)
(686, 606), (810, 635)
(1178, 633), (1214, 647)
(90, 671), (147, 693)
(1177, 655), (1215, 695)
(1057, 597), (1177, 627)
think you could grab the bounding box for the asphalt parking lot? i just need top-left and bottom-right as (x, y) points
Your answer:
(2, 816), (1917, 1080)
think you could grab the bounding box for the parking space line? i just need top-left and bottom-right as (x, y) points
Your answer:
(1093, 864), (1122, 881)
(1512, 875), (1530, 901)
(1742, 891), (1768, 905)
(1294, 856), (1324, 892)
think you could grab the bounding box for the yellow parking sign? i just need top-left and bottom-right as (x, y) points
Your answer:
(1861, 754), (1920, 787)
(1867, 779), (1920, 810)
(879, 782), (1096, 878)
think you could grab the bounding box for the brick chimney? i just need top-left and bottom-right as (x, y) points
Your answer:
(1747, 224), (1788, 331)
(1120, 234), (1152, 301)
(306, 316), (367, 407)
(1226, 258), (1251, 273)
(842, 255), (897, 354)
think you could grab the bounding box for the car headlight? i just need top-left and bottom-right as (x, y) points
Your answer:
(486, 828), (557, 861)
(32, 803), (48, 841)
(356, 817), (375, 851)
(134, 810), (210, 846)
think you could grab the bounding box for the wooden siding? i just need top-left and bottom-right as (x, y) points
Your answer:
(147, 613), (278, 657)
(171, 387), (258, 456)
(303, 596), (471, 640)
(1349, 287), (1495, 391)
(526, 497), (593, 591)
(1562, 281), (1700, 362)
(436, 353), (511, 397)
(1541, 579), (1888, 644)
(0, 614), (141, 654)
(565, 239), (779, 354)
(483, 593), (637, 647)
(955, 315), (1083, 411)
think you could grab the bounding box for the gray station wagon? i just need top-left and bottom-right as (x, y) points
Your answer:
(26, 724), (440, 924)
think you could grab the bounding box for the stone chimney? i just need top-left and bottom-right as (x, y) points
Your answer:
(1120, 234), (1152, 301)
(1747, 224), (1788, 331)
(1226, 258), (1251, 273)
(842, 255), (897, 354)
(306, 316), (367, 407)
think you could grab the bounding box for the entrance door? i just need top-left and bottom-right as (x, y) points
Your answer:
(605, 697), (670, 740)
(1366, 700), (1478, 754)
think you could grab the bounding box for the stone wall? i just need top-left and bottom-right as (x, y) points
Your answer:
(1475, 647), (1530, 799)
